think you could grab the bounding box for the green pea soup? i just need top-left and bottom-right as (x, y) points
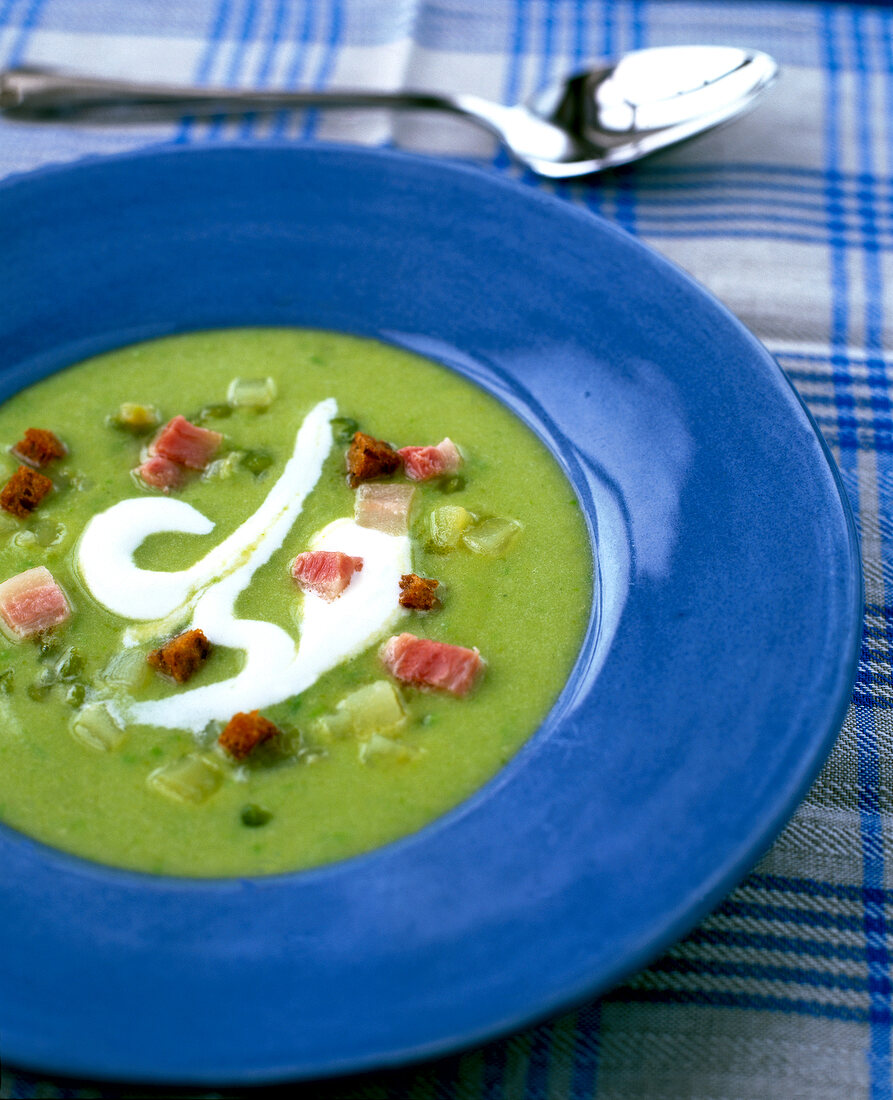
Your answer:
(0, 329), (591, 876)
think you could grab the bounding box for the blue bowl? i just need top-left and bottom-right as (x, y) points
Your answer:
(0, 144), (862, 1085)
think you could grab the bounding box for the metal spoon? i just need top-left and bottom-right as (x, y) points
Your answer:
(0, 45), (778, 179)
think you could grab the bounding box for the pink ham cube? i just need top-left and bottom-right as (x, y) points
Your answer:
(291, 550), (363, 601)
(354, 483), (416, 535)
(151, 416), (222, 470)
(381, 632), (484, 697)
(0, 566), (70, 638)
(397, 438), (462, 482)
(137, 455), (186, 491)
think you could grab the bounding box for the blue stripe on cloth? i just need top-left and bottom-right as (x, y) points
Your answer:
(4, 0), (43, 65)
(237, 0), (289, 138)
(646, 956), (875, 995)
(203, 0), (259, 140)
(831, 6), (893, 1091)
(174, 0), (234, 144)
(299, 0), (343, 142)
(270, 0), (316, 138)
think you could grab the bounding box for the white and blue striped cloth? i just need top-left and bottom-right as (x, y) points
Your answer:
(1, 2), (892, 1097)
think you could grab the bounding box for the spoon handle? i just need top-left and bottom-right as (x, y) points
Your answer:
(0, 65), (479, 121)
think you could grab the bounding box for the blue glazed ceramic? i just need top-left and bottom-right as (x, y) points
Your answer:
(0, 145), (861, 1084)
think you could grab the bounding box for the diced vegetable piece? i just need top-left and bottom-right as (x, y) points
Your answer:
(0, 566), (70, 638)
(111, 403), (161, 434)
(218, 710), (281, 761)
(204, 451), (244, 480)
(227, 377), (277, 409)
(148, 753), (224, 804)
(32, 519), (65, 547)
(0, 465), (53, 517)
(318, 680), (405, 739)
(137, 455), (186, 491)
(358, 732), (420, 764)
(12, 428), (66, 467)
(346, 432), (401, 486)
(398, 438), (462, 482)
(151, 416), (222, 470)
(462, 516), (522, 557)
(425, 505), (474, 551)
(291, 551), (363, 601)
(355, 483), (415, 535)
(98, 648), (152, 690)
(147, 629), (211, 684)
(0, 669), (13, 694)
(381, 633), (484, 697)
(70, 703), (125, 752)
(194, 404), (232, 423)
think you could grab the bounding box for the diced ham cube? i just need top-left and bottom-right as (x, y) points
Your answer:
(397, 438), (462, 482)
(137, 455), (186, 491)
(381, 632), (484, 697)
(355, 483), (416, 535)
(0, 566), (70, 638)
(291, 550), (363, 601)
(151, 416), (222, 470)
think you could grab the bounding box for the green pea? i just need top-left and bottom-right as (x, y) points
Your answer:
(331, 417), (359, 444)
(439, 475), (466, 494)
(240, 450), (274, 476)
(240, 804), (273, 828)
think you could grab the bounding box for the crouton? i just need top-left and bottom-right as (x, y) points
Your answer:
(147, 629), (211, 684)
(0, 465), (53, 517)
(218, 710), (281, 761)
(12, 428), (66, 467)
(346, 431), (401, 487)
(399, 573), (440, 610)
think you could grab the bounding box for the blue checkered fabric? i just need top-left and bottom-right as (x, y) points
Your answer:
(0, 1), (889, 1097)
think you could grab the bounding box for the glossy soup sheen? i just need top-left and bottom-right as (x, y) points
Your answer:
(0, 329), (591, 876)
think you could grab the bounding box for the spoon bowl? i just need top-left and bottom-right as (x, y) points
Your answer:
(0, 45), (778, 178)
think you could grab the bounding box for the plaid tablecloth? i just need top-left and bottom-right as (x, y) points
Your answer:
(0, 1), (889, 1097)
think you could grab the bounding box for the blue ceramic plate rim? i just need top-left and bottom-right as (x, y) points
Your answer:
(0, 143), (862, 1085)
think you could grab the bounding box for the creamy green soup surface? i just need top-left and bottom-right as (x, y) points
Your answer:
(0, 329), (591, 876)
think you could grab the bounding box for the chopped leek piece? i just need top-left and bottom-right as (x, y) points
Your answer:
(317, 680), (405, 740)
(99, 648), (151, 691)
(425, 505), (475, 552)
(32, 519), (65, 548)
(462, 516), (522, 557)
(0, 669), (13, 694)
(227, 376), (277, 410)
(148, 753), (223, 804)
(70, 703), (125, 752)
(358, 732), (420, 764)
(204, 451), (244, 480)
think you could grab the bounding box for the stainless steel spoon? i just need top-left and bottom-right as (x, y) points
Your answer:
(0, 45), (778, 179)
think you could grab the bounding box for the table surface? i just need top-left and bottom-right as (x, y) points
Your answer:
(0, 2), (890, 1098)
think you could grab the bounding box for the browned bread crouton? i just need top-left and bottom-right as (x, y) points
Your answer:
(12, 428), (66, 467)
(399, 573), (440, 610)
(346, 431), (401, 487)
(147, 629), (211, 684)
(219, 710), (280, 761)
(0, 465), (53, 517)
